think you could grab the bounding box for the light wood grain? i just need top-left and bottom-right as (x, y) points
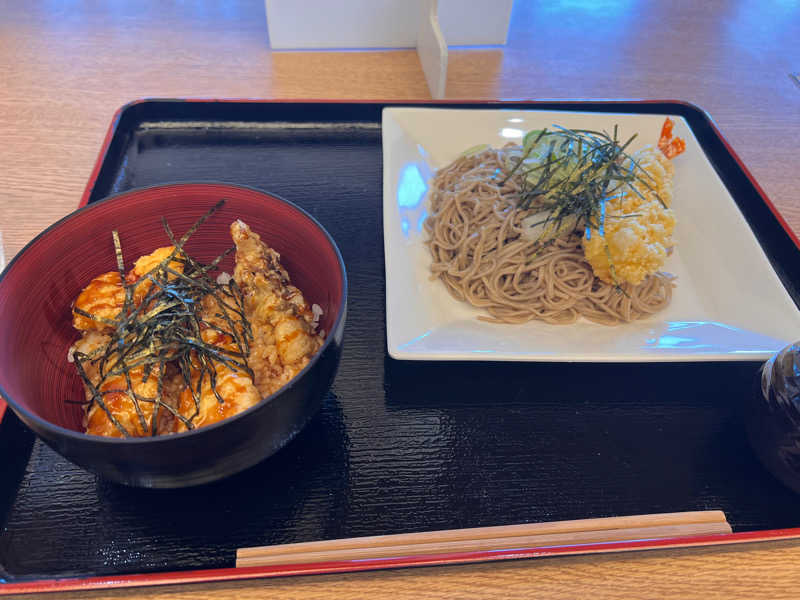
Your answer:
(2, 0), (800, 597)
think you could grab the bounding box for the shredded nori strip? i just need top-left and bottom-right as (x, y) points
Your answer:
(499, 125), (666, 291)
(72, 200), (253, 437)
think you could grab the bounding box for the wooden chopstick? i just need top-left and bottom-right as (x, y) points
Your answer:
(236, 510), (730, 568)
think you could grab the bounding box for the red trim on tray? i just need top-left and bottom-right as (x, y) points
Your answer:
(0, 399), (6, 424)
(3, 528), (800, 595)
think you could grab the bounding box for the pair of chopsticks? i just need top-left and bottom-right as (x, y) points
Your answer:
(236, 510), (731, 568)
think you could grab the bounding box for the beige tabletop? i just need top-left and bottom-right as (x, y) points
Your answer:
(2, 0), (800, 598)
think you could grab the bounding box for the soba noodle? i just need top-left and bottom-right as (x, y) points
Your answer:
(423, 148), (674, 325)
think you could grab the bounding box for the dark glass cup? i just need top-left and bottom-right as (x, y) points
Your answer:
(746, 343), (800, 495)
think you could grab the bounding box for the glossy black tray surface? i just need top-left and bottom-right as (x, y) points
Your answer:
(2, 100), (800, 583)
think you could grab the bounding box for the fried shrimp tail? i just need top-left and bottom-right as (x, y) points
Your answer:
(657, 117), (686, 159)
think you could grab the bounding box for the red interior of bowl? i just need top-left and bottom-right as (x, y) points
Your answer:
(0, 184), (345, 433)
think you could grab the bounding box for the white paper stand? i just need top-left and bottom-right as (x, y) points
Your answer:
(416, 0), (447, 99)
(264, 0), (513, 98)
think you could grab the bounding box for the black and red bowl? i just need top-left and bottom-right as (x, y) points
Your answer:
(0, 183), (347, 488)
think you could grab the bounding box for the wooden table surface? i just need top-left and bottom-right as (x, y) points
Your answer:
(2, 0), (799, 597)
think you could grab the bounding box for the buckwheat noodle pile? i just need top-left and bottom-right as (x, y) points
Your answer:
(423, 148), (674, 325)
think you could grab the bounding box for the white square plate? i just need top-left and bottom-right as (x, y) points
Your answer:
(382, 107), (800, 361)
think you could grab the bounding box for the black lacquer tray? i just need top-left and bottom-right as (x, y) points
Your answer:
(2, 100), (800, 594)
